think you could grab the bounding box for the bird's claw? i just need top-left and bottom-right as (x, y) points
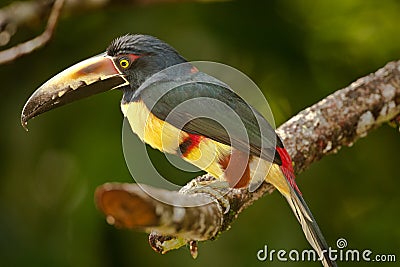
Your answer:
(180, 180), (231, 214)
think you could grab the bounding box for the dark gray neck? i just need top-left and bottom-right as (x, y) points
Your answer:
(121, 52), (187, 104)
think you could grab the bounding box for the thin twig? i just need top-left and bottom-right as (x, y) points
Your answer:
(0, 0), (65, 64)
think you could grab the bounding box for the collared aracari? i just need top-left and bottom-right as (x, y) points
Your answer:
(21, 34), (336, 267)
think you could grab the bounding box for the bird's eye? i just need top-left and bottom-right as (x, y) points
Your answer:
(119, 58), (130, 69)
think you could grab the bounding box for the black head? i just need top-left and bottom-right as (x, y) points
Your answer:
(107, 34), (187, 90)
(21, 34), (186, 128)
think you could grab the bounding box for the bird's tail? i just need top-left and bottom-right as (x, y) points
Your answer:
(284, 186), (337, 267)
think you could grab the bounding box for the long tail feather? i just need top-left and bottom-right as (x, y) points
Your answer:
(285, 187), (338, 267)
(273, 148), (337, 266)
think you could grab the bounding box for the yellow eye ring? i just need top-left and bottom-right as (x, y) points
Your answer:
(119, 59), (130, 68)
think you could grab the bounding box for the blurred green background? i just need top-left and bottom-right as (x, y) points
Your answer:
(1, 0), (399, 266)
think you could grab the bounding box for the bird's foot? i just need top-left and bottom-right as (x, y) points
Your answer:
(180, 179), (231, 214)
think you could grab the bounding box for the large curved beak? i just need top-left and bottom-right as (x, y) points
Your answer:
(21, 53), (128, 130)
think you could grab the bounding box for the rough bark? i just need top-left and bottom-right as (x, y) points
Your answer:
(95, 60), (400, 256)
(277, 61), (400, 173)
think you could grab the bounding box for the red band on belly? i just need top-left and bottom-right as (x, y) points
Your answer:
(179, 134), (203, 157)
(219, 150), (251, 188)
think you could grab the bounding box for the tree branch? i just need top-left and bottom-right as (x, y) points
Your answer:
(278, 62), (400, 173)
(0, 0), (65, 64)
(0, 0), (204, 64)
(94, 60), (400, 257)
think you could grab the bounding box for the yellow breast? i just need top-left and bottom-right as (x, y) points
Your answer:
(121, 100), (186, 154)
(121, 100), (289, 191)
(121, 100), (230, 178)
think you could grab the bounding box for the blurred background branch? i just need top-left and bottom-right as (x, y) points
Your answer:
(95, 60), (400, 256)
(0, 0), (203, 64)
(0, 0), (65, 64)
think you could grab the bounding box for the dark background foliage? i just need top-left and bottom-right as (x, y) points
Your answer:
(0, 0), (399, 266)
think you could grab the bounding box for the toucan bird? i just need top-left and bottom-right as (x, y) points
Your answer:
(21, 34), (336, 267)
